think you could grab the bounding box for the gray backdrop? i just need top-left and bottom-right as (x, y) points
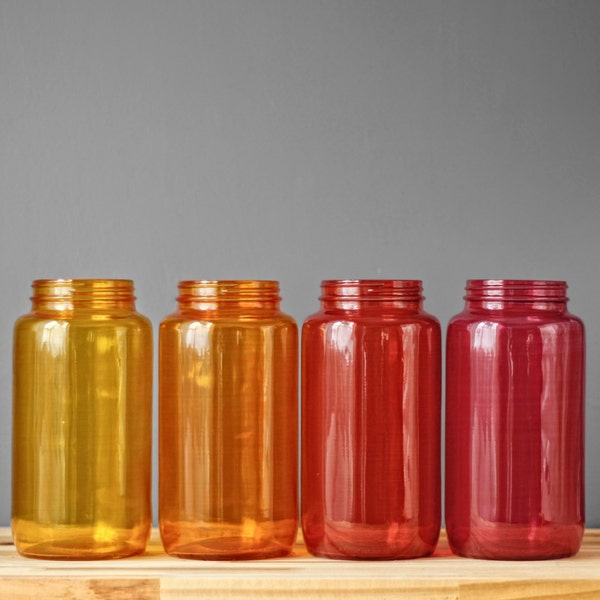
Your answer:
(1, 0), (599, 527)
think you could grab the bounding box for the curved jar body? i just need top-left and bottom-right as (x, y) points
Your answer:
(159, 281), (298, 560)
(445, 280), (585, 560)
(12, 279), (153, 559)
(302, 280), (441, 560)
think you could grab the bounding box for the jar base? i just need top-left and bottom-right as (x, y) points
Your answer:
(160, 518), (297, 560)
(447, 520), (584, 560)
(12, 519), (149, 560)
(303, 520), (439, 560)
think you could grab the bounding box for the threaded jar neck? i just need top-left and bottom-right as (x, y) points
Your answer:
(320, 280), (424, 311)
(177, 280), (281, 312)
(465, 279), (568, 312)
(31, 279), (137, 313)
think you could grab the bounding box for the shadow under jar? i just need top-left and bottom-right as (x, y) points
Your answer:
(445, 280), (585, 560)
(302, 280), (441, 560)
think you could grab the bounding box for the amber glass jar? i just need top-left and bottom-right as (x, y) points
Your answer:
(302, 280), (441, 559)
(445, 280), (585, 560)
(12, 279), (152, 559)
(159, 280), (298, 560)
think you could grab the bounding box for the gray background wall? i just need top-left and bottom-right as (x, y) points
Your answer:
(1, 0), (598, 527)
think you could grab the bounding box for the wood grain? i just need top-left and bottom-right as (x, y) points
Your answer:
(0, 529), (598, 599)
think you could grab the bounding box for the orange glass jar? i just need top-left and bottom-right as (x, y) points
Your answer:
(12, 279), (152, 559)
(159, 280), (298, 560)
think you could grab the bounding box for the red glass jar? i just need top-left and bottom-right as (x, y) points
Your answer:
(445, 280), (585, 560)
(302, 280), (441, 559)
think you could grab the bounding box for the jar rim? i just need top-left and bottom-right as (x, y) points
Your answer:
(321, 279), (422, 286)
(32, 278), (134, 294)
(465, 279), (568, 302)
(30, 279), (136, 306)
(320, 279), (423, 301)
(466, 279), (567, 287)
(177, 280), (281, 303)
(178, 279), (278, 287)
(33, 278), (134, 284)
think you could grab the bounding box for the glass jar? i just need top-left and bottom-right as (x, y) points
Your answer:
(302, 280), (441, 559)
(445, 280), (585, 560)
(159, 280), (298, 560)
(12, 279), (153, 559)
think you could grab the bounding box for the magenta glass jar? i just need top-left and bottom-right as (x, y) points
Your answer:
(445, 280), (585, 560)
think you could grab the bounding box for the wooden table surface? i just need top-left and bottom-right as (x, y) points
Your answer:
(0, 528), (599, 599)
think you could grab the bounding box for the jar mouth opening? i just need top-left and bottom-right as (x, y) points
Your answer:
(320, 279), (423, 301)
(465, 279), (568, 302)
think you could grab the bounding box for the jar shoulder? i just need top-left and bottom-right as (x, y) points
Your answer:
(303, 309), (440, 329)
(14, 311), (152, 333)
(447, 309), (584, 330)
(160, 310), (297, 330)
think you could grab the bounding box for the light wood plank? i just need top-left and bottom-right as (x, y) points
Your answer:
(0, 529), (598, 599)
